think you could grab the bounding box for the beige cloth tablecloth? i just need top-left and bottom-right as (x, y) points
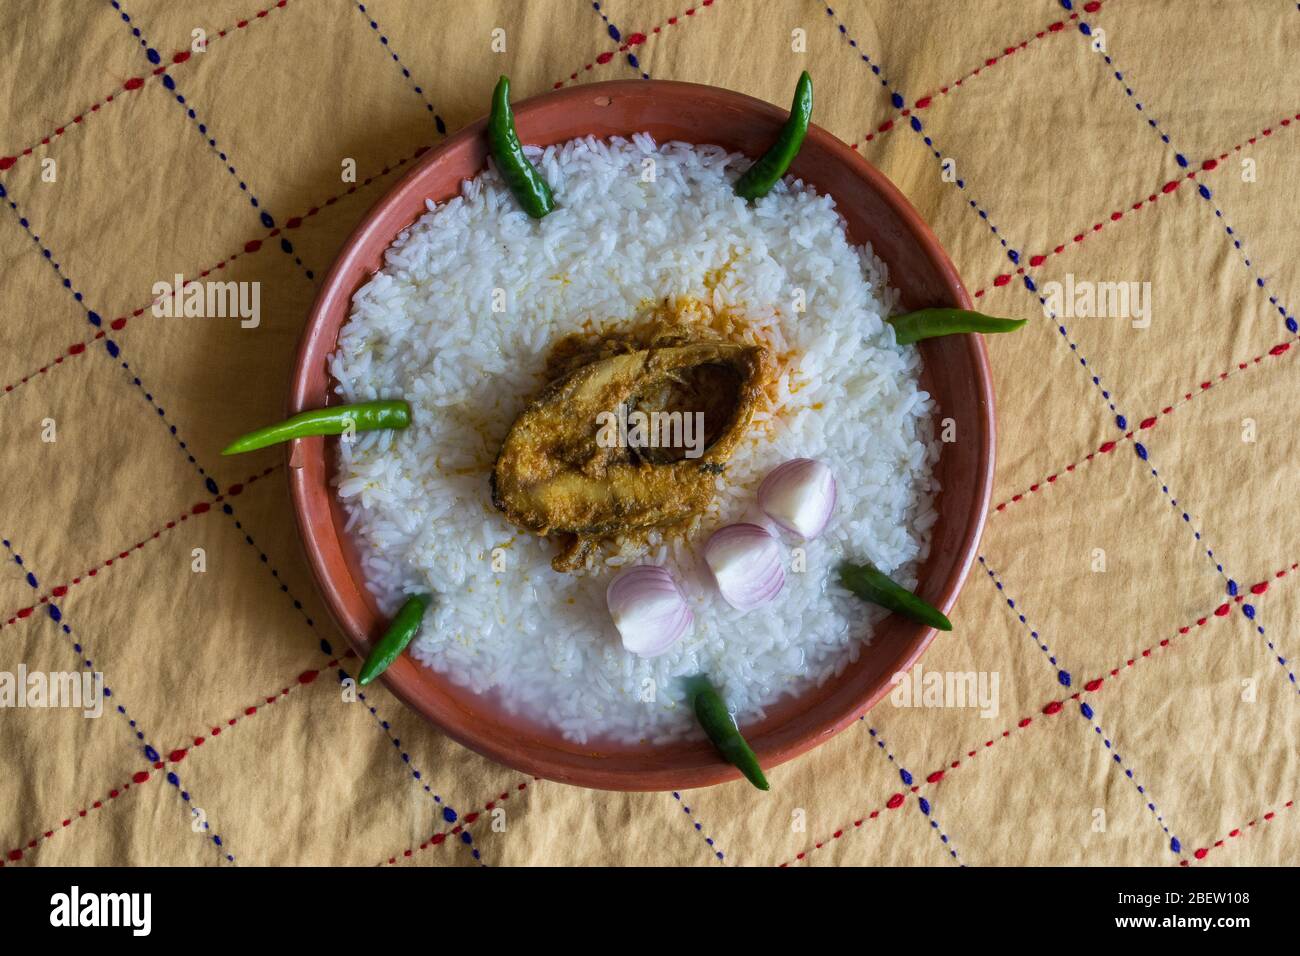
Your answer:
(1, 0), (1297, 866)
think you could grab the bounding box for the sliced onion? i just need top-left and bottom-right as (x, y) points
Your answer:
(704, 523), (785, 611)
(758, 458), (837, 540)
(606, 564), (693, 658)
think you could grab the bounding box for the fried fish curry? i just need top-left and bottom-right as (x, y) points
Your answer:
(491, 314), (774, 571)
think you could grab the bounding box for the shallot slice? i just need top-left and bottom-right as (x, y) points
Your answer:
(758, 458), (837, 540)
(704, 523), (785, 611)
(606, 564), (693, 657)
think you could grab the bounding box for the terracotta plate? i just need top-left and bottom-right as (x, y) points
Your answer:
(288, 80), (993, 791)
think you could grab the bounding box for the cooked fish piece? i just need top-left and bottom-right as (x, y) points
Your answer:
(491, 338), (770, 571)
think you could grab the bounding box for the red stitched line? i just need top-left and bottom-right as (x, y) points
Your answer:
(994, 436), (1131, 514)
(777, 801), (892, 866)
(991, 339), (1295, 514)
(378, 781), (532, 866)
(5, 142), (426, 392)
(922, 566), (1295, 785)
(0, 650), (348, 866)
(551, 0), (719, 89)
(1, 337), (100, 398)
(98, 143), (430, 339)
(848, 4), (1098, 149)
(0, 769), (160, 866)
(775, 610), (1217, 866)
(929, 604), (1241, 780)
(778, 563), (1299, 866)
(164, 656), (350, 764)
(1179, 799), (1295, 866)
(971, 108), (1300, 300)
(0, 466), (277, 630)
(0, 1), (292, 172)
(1, 8), (357, 395)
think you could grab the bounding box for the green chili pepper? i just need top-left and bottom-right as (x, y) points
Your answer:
(887, 308), (1027, 345)
(734, 71), (813, 201)
(220, 400), (410, 455)
(839, 562), (952, 631)
(358, 594), (432, 686)
(684, 674), (769, 791)
(488, 75), (555, 219)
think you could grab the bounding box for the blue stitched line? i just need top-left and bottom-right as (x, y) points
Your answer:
(1078, 700), (1182, 855)
(1207, 199), (1298, 332)
(1244, 601), (1299, 691)
(0, 182), (113, 343)
(106, 0), (316, 281)
(891, 103), (1136, 429)
(830, 16), (1017, 256)
(974, 555), (1185, 856)
(865, 726), (962, 863)
(836, 0), (1276, 714)
(1088, 27), (1296, 332)
(886, 94), (1139, 431)
(890, 106), (1130, 430)
(1134, 448), (1232, 585)
(1135, 448), (1298, 693)
(904, 119), (1020, 258)
(220, 504), (483, 863)
(1073, 25), (1300, 686)
(2, 538), (234, 863)
(670, 791), (725, 862)
(978, 557), (1072, 687)
(831, 0), (1132, 448)
(886, 23), (1263, 639)
(832, 5), (1291, 839)
(844, 41), (1132, 430)
(2, 541), (139, 746)
(823, 6), (1210, 760)
(351, 671), (484, 864)
(0, 181), (212, 479)
(908, 128), (1023, 293)
(881, 15), (1280, 685)
(591, 1), (649, 79)
(353, 3), (448, 132)
(824, 4), (905, 108)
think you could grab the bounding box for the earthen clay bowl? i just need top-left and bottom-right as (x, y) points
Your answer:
(288, 79), (993, 791)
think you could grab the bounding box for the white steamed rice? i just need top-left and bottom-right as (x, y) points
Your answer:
(329, 134), (939, 744)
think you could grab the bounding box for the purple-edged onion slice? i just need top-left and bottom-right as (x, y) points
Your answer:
(704, 522), (785, 611)
(606, 564), (693, 658)
(757, 458), (837, 540)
